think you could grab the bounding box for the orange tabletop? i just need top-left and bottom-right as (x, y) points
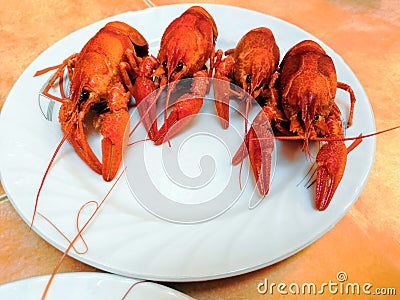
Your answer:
(0, 0), (399, 299)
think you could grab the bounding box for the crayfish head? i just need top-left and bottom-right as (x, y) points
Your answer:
(295, 89), (331, 156)
(302, 82), (332, 133)
(238, 48), (279, 99)
(158, 31), (197, 83)
(285, 70), (332, 137)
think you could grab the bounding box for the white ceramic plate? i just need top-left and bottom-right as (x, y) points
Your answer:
(0, 272), (193, 299)
(0, 4), (376, 281)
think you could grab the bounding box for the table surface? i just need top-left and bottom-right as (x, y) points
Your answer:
(0, 0), (399, 299)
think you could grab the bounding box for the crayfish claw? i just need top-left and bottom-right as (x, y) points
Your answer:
(100, 86), (130, 181)
(214, 55), (235, 129)
(132, 76), (159, 141)
(100, 109), (130, 181)
(232, 139), (249, 165)
(153, 95), (204, 146)
(154, 71), (209, 146)
(249, 127), (274, 196)
(233, 107), (275, 197)
(66, 123), (103, 176)
(315, 141), (347, 210)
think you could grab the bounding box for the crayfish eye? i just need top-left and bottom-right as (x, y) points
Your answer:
(176, 62), (184, 72)
(246, 74), (252, 84)
(79, 90), (90, 102)
(162, 61), (167, 68)
(314, 114), (320, 121)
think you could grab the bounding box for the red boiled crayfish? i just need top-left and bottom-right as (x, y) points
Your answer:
(214, 27), (284, 196)
(131, 6), (219, 145)
(214, 27), (281, 129)
(234, 39), (357, 210)
(279, 40), (356, 210)
(35, 21), (148, 182)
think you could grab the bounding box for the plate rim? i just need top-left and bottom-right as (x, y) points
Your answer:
(0, 271), (194, 299)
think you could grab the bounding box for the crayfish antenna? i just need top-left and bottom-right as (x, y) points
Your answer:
(40, 168), (126, 300)
(163, 81), (178, 147)
(31, 131), (70, 229)
(239, 94), (253, 190)
(273, 125), (400, 143)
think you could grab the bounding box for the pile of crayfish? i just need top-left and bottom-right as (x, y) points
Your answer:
(35, 6), (380, 211)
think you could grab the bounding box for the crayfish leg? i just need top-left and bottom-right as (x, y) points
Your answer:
(337, 81), (356, 128)
(35, 54), (78, 102)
